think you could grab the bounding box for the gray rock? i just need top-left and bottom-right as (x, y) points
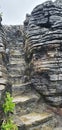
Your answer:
(14, 116), (26, 130)
(24, 0), (62, 106)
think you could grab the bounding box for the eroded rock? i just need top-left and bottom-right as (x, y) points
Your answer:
(24, 0), (62, 106)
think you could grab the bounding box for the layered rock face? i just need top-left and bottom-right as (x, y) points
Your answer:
(0, 18), (11, 126)
(3, 25), (28, 96)
(4, 25), (55, 130)
(24, 0), (62, 106)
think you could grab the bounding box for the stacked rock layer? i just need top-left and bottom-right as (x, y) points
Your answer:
(4, 25), (32, 97)
(3, 25), (56, 130)
(0, 18), (11, 125)
(24, 0), (62, 106)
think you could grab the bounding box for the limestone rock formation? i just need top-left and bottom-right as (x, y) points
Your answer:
(0, 19), (11, 126)
(4, 25), (55, 130)
(3, 25), (28, 96)
(24, 0), (62, 106)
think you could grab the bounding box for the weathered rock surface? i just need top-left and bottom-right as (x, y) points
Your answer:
(20, 112), (53, 130)
(4, 25), (28, 96)
(0, 0), (62, 129)
(4, 25), (56, 130)
(24, 0), (62, 107)
(0, 17), (11, 126)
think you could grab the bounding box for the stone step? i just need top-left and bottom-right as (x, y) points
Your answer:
(9, 71), (25, 77)
(7, 63), (25, 69)
(11, 77), (25, 85)
(9, 48), (23, 51)
(19, 112), (53, 130)
(9, 43), (23, 48)
(12, 82), (32, 96)
(9, 57), (25, 62)
(9, 68), (25, 76)
(8, 63), (25, 68)
(9, 60), (25, 65)
(9, 52), (24, 57)
(10, 50), (23, 56)
(13, 93), (40, 115)
(10, 49), (24, 54)
(10, 53), (24, 58)
(8, 67), (25, 71)
(9, 74), (23, 78)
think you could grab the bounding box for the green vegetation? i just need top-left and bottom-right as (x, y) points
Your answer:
(1, 92), (18, 130)
(1, 119), (18, 130)
(3, 92), (15, 114)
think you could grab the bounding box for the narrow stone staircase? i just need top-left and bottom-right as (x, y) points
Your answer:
(5, 26), (56, 130)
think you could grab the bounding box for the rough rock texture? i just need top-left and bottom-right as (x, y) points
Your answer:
(0, 0), (62, 129)
(24, 0), (62, 107)
(3, 25), (28, 96)
(3, 25), (56, 130)
(0, 17), (11, 127)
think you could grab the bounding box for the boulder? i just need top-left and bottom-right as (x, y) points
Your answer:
(24, 0), (62, 106)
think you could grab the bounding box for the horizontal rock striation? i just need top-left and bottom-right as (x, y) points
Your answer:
(24, 0), (62, 106)
(0, 17), (11, 126)
(4, 25), (32, 97)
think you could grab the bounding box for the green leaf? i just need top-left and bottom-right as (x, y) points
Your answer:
(3, 92), (15, 114)
(1, 119), (18, 130)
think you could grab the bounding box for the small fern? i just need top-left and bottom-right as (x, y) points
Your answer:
(1, 119), (18, 130)
(3, 92), (15, 114)
(1, 92), (18, 130)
